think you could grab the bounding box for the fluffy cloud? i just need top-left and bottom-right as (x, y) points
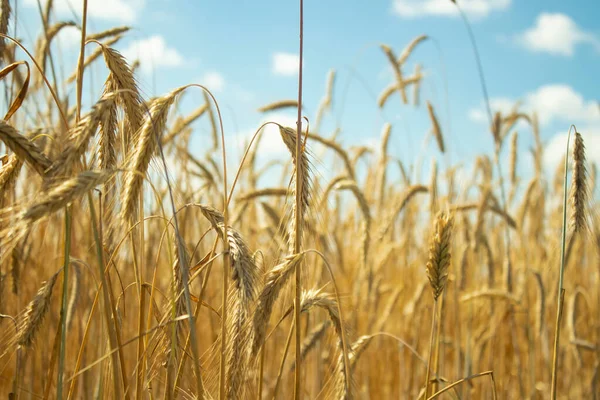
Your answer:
(272, 53), (299, 76)
(519, 13), (600, 56)
(121, 35), (183, 74)
(392, 0), (510, 19)
(469, 85), (600, 126)
(24, 0), (144, 23)
(201, 72), (225, 92)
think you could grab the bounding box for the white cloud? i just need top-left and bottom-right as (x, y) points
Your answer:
(468, 97), (515, 122)
(55, 25), (81, 49)
(519, 13), (600, 56)
(121, 35), (183, 74)
(24, 0), (144, 23)
(392, 0), (510, 19)
(272, 53), (299, 76)
(201, 72), (225, 92)
(469, 85), (600, 126)
(544, 128), (600, 172)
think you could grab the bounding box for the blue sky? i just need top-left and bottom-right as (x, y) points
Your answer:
(14, 0), (600, 188)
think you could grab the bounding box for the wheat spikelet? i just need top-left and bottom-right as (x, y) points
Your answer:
(397, 34), (428, 65)
(380, 185), (428, 236)
(203, 91), (219, 150)
(413, 64), (422, 106)
(87, 26), (130, 41)
(257, 100), (298, 113)
(569, 131), (588, 234)
(278, 126), (312, 249)
(381, 44), (408, 104)
(0, 120), (51, 176)
(426, 211), (454, 300)
(121, 88), (183, 222)
(429, 159), (438, 214)
(377, 74), (422, 108)
(298, 289), (350, 399)
(199, 205), (259, 304)
(46, 94), (117, 178)
(315, 69), (336, 130)
(335, 179), (371, 274)
(450, 202), (516, 229)
(290, 320), (331, 372)
(473, 187), (490, 245)
(240, 187), (289, 202)
(426, 101), (444, 153)
(0, 154), (22, 196)
(0, 0), (10, 60)
(251, 253), (303, 355)
(35, 21), (77, 86)
(97, 84), (117, 172)
(307, 132), (354, 178)
(16, 269), (61, 347)
(460, 289), (520, 304)
(531, 271), (545, 336)
(99, 45), (145, 147)
(66, 35), (124, 83)
(479, 235), (495, 288)
(20, 171), (112, 225)
(377, 123), (391, 210)
(509, 131), (518, 186)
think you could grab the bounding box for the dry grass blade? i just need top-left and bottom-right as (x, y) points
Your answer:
(251, 253), (303, 355)
(121, 87), (183, 222)
(426, 101), (444, 153)
(257, 100), (299, 113)
(0, 61), (31, 121)
(0, 0), (10, 59)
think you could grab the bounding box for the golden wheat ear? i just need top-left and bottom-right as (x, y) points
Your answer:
(426, 211), (454, 300)
(569, 131), (588, 234)
(0, 121), (51, 177)
(426, 101), (445, 153)
(16, 269), (61, 347)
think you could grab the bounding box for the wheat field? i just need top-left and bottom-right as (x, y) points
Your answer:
(0, 0), (598, 399)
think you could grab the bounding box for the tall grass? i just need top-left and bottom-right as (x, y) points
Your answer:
(0, 1), (596, 399)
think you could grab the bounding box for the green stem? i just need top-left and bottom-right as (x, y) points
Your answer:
(551, 129), (572, 399)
